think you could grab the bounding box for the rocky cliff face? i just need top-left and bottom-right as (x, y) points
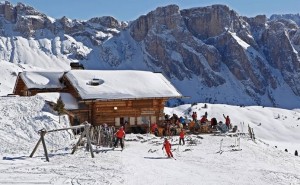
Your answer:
(1, 2), (300, 108)
(129, 4), (300, 107)
(270, 14), (300, 26)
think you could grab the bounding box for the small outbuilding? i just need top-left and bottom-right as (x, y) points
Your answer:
(13, 71), (65, 96)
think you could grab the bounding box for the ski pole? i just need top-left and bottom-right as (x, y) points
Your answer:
(219, 139), (223, 152)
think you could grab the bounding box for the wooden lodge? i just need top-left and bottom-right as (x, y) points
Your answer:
(13, 70), (182, 133)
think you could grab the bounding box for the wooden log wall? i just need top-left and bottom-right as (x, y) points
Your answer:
(13, 76), (27, 95)
(83, 98), (167, 127)
(68, 109), (90, 126)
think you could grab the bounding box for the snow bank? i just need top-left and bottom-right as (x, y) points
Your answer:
(0, 96), (72, 154)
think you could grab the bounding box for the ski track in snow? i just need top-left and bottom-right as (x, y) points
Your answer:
(0, 135), (300, 185)
(0, 150), (124, 185)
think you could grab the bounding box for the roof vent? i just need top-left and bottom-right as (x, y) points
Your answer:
(88, 78), (104, 86)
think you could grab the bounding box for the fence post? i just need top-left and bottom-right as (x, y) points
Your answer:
(30, 133), (43, 158)
(248, 124), (252, 139)
(85, 124), (94, 158)
(251, 128), (255, 141)
(71, 129), (86, 154)
(40, 130), (49, 162)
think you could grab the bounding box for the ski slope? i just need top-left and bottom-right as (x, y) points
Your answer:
(0, 96), (299, 184)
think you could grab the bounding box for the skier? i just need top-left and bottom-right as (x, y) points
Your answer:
(223, 114), (231, 130)
(113, 126), (125, 150)
(179, 129), (185, 145)
(162, 138), (173, 158)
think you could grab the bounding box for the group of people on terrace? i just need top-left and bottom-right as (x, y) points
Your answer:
(112, 107), (233, 152)
(151, 109), (232, 137)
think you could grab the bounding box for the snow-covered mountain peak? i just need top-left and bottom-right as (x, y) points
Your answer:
(1, 3), (300, 109)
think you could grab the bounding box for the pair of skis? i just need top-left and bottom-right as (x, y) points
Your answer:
(166, 156), (176, 160)
(163, 150), (177, 160)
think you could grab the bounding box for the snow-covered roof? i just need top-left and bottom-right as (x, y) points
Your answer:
(65, 70), (182, 100)
(20, 71), (65, 89)
(37, 92), (79, 110)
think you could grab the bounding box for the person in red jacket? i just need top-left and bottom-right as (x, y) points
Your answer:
(192, 112), (197, 122)
(200, 115), (208, 124)
(162, 138), (173, 158)
(113, 126), (126, 150)
(223, 114), (231, 130)
(151, 122), (159, 136)
(179, 129), (185, 145)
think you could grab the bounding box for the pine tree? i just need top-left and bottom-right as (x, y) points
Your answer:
(53, 96), (65, 123)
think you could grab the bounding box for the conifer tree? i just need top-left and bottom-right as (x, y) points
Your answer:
(54, 96), (65, 123)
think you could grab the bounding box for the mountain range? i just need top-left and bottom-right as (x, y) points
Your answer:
(1, 2), (300, 108)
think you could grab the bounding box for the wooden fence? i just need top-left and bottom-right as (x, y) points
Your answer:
(30, 122), (94, 162)
(248, 124), (255, 142)
(89, 125), (115, 148)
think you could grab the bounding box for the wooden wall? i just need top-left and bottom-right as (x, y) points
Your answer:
(77, 98), (167, 127)
(68, 109), (90, 126)
(13, 76), (27, 95)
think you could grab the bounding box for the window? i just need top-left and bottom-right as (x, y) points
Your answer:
(115, 117), (130, 126)
(141, 116), (150, 125)
(115, 117), (120, 126)
(23, 90), (30, 96)
(120, 117), (129, 125)
(129, 117), (135, 126)
(137, 117), (142, 125)
(79, 103), (88, 109)
(151, 116), (156, 124)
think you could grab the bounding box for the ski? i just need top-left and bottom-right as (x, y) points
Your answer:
(232, 148), (242, 151)
(216, 150), (223, 154)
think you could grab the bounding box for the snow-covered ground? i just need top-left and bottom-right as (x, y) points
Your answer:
(0, 96), (300, 185)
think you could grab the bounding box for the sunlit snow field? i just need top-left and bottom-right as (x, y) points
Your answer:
(0, 96), (300, 185)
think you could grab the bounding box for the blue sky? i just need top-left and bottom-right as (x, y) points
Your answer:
(8, 0), (300, 21)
